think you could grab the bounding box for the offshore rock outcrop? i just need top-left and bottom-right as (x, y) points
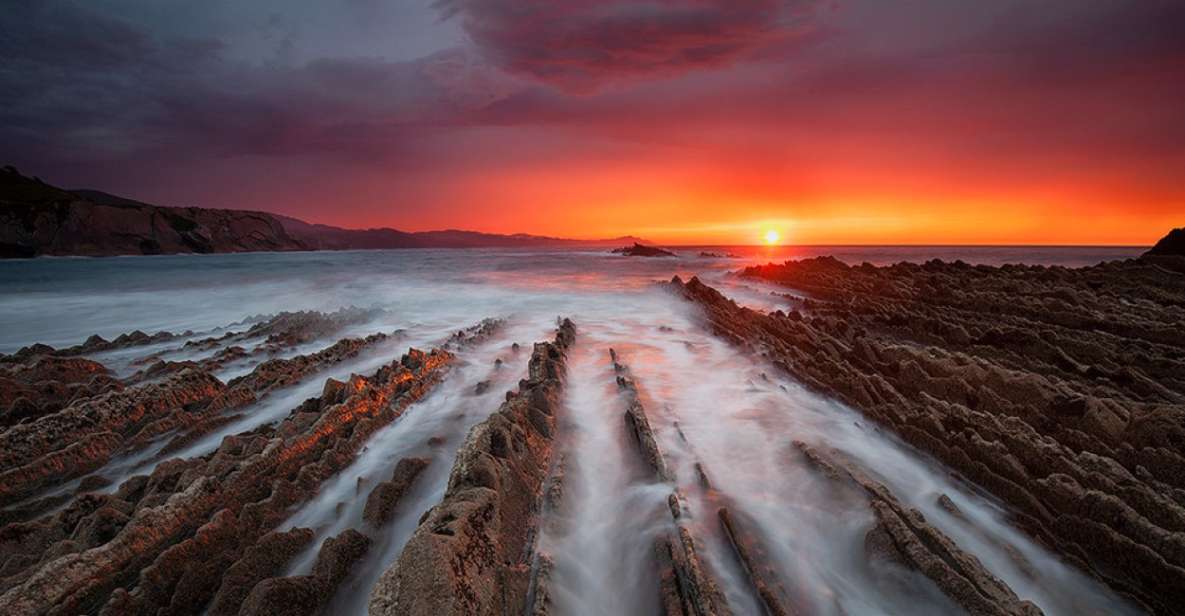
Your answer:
(669, 252), (1185, 613)
(0, 346), (452, 615)
(612, 243), (678, 257)
(368, 319), (575, 616)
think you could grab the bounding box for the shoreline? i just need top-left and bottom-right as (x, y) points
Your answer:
(669, 250), (1185, 613)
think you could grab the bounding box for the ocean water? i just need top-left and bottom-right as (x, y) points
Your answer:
(0, 246), (1145, 615)
(0, 245), (1145, 353)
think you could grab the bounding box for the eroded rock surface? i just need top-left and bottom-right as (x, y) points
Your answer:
(362, 457), (430, 528)
(611, 350), (732, 616)
(367, 319), (575, 616)
(0, 325), (399, 513)
(797, 443), (1042, 616)
(668, 252), (1185, 613)
(0, 346), (452, 616)
(0, 356), (119, 427)
(238, 528), (371, 616)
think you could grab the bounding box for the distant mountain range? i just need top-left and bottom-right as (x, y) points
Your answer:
(0, 166), (648, 258)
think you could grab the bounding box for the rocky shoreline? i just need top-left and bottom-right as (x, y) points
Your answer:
(0, 233), (1181, 614)
(0, 306), (565, 615)
(667, 240), (1185, 614)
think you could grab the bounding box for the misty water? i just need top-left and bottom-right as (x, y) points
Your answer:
(0, 246), (1146, 615)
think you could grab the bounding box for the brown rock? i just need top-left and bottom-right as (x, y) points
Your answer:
(368, 320), (575, 616)
(669, 263), (1185, 612)
(206, 527), (315, 616)
(362, 457), (430, 528)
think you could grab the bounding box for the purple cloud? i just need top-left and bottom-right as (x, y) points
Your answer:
(436, 0), (820, 91)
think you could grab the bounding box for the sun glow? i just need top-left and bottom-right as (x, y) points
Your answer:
(763, 229), (780, 245)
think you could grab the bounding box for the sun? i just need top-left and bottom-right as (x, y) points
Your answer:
(763, 229), (780, 245)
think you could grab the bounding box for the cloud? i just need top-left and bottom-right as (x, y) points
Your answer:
(0, 1), (519, 166)
(435, 0), (820, 91)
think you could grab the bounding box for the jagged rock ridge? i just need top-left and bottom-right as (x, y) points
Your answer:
(667, 250), (1185, 613)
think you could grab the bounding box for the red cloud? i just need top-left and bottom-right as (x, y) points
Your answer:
(437, 0), (819, 91)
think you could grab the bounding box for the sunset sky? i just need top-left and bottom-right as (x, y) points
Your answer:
(3, 0), (1182, 245)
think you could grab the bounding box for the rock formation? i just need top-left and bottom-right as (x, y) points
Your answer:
(0, 299), (490, 616)
(367, 319), (576, 616)
(667, 251), (1185, 613)
(797, 443), (1042, 615)
(611, 351), (732, 616)
(1144, 227), (1185, 257)
(612, 242), (678, 257)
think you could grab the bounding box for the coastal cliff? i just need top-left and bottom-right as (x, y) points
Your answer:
(0, 167), (645, 257)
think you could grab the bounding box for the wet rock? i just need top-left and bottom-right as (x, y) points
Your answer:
(444, 318), (504, 351)
(311, 528), (370, 585)
(0, 347), (452, 615)
(0, 356), (114, 426)
(611, 353), (732, 616)
(528, 553), (557, 616)
(0, 368), (226, 505)
(799, 444), (1042, 616)
(206, 527), (315, 616)
(670, 259), (1185, 613)
(616, 370), (672, 482)
(474, 380), (491, 395)
(611, 243), (677, 257)
(75, 475), (111, 494)
(238, 577), (321, 616)
(718, 507), (796, 616)
(238, 528), (372, 616)
(362, 457), (430, 527)
(241, 307), (381, 352)
(228, 331), (391, 394)
(368, 319), (575, 616)
(656, 526), (733, 616)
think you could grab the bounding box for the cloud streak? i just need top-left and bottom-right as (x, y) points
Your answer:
(1, 0), (1182, 244)
(435, 0), (819, 91)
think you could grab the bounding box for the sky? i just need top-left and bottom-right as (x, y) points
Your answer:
(2, 0), (1183, 245)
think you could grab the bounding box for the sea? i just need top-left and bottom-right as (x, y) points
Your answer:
(0, 245), (1146, 615)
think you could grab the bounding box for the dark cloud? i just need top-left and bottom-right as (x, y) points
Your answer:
(0, 1), (516, 169)
(435, 0), (819, 91)
(1, 0), (1181, 240)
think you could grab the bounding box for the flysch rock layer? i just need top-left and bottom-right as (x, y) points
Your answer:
(610, 349), (732, 616)
(367, 319), (576, 616)
(0, 346), (452, 616)
(0, 327), (397, 513)
(796, 442), (1042, 616)
(668, 253), (1185, 614)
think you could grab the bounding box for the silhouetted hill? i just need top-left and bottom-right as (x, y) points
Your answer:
(0, 166), (647, 257)
(1144, 228), (1185, 257)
